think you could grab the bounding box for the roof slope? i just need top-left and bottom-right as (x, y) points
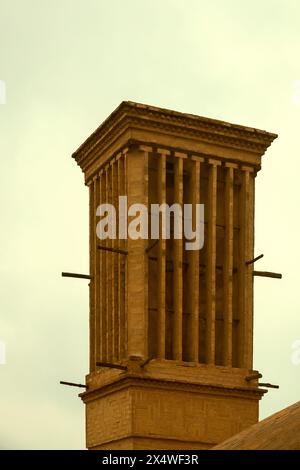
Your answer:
(213, 401), (300, 450)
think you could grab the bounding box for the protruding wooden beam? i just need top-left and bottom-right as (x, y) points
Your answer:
(96, 361), (127, 371)
(259, 382), (279, 389)
(246, 254), (264, 265)
(253, 271), (282, 279)
(60, 381), (87, 389)
(140, 357), (153, 368)
(98, 245), (128, 255)
(245, 372), (262, 382)
(145, 239), (159, 253)
(61, 272), (92, 280)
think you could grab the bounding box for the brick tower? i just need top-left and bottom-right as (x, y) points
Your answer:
(72, 102), (277, 449)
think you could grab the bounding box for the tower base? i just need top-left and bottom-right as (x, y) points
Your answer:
(80, 359), (265, 450)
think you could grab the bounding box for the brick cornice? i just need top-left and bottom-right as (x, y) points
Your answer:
(72, 101), (278, 176)
(80, 374), (266, 404)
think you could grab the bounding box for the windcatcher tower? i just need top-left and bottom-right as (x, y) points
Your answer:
(72, 102), (277, 450)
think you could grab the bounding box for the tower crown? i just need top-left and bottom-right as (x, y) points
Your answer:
(74, 102), (277, 450)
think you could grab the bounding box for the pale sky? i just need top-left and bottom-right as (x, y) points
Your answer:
(0, 0), (299, 449)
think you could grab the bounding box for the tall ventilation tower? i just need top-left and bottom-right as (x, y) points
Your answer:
(72, 102), (277, 449)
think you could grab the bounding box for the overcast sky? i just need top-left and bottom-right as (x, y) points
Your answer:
(0, 0), (299, 449)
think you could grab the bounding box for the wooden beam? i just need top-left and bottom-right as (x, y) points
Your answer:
(246, 254), (264, 265)
(145, 239), (159, 253)
(245, 372), (262, 382)
(97, 244), (128, 255)
(60, 381), (87, 389)
(61, 272), (91, 280)
(253, 271), (282, 279)
(259, 382), (279, 389)
(96, 361), (127, 371)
